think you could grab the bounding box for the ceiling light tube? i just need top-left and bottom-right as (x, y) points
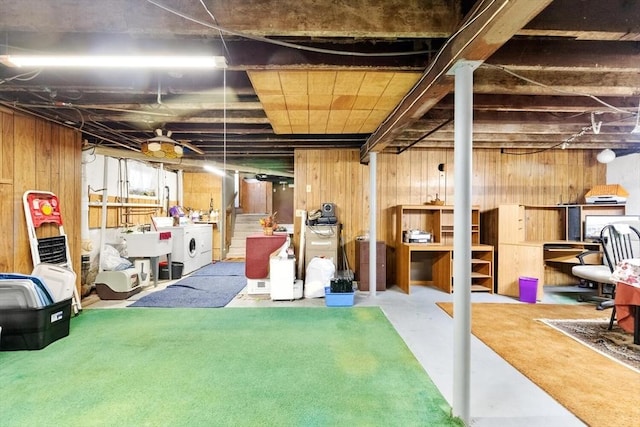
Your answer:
(0, 55), (227, 69)
(203, 164), (226, 177)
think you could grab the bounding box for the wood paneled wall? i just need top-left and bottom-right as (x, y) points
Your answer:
(0, 107), (82, 290)
(182, 172), (223, 259)
(294, 148), (605, 281)
(0, 103), (607, 293)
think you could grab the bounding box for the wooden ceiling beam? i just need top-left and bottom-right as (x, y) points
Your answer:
(389, 140), (640, 149)
(361, 0), (554, 162)
(435, 94), (640, 113)
(0, 0), (460, 38)
(472, 68), (640, 97)
(520, 0), (640, 41)
(398, 131), (640, 143)
(489, 39), (640, 72)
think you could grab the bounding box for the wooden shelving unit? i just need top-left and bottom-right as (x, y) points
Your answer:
(395, 205), (481, 246)
(395, 205), (493, 294)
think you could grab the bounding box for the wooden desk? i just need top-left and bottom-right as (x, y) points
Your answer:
(396, 243), (493, 294)
(497, 240), (601, 300)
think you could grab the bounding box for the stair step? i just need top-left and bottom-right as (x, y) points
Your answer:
(225, 213), (281, 261)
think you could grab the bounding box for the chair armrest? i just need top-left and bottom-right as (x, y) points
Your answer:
(597, 299), (615, 311)
(575, 250), (601, 265)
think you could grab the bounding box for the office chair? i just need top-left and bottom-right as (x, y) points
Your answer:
(572, 223), (640, 330)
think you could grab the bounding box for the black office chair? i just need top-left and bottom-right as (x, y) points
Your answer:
(572, 223), (640, 330)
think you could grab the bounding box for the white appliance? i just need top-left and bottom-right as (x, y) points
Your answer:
(269, 256), (302, 300)
(155, 223), (213, 275)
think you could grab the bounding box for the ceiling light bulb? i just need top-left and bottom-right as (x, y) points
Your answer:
(596, 149), (616, 164)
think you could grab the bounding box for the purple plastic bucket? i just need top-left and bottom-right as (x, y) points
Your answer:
(518, 276), (538, 303)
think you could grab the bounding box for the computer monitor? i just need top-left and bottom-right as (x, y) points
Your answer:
(583, 215), (640, 241)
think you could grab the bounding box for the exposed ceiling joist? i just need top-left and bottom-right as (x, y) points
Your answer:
(361, 0), (555, 162)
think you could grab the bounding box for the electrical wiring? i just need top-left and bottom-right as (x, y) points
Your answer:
(500, 124), (596, 156)
(198, 0), (231, 61)
(144, 0), (434, 57)
(0, 69), (41, 85)
(483, 63), (639, 156)
(480, 63), (634, 115)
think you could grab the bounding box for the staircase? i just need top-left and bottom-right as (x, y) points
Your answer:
(225, 213), (266, 259)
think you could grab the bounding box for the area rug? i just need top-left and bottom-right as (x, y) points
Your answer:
(128, 275), (247, 308)
(542, 319), (640, 372)
(0, 307), (462, 427)
(437, 302), (640, 427)
(190, 261), (245, 277)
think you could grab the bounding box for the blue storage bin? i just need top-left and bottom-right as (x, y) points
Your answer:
(324, 286), (354, 307)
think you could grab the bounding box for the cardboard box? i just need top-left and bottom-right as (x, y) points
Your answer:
(0, 298), (72, 351)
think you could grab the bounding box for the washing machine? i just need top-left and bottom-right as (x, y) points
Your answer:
(157, 224), (213, 275)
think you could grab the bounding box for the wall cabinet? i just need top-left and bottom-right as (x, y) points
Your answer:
(394, 205), (493, 294)
(356, 240), (386, 291)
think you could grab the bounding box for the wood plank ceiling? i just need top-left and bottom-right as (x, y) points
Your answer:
(0, 0), (639, 177)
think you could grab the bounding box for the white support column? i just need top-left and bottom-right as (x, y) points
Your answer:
(369, 151), (377, 297)
(98, 155), (109, 273)
(177, 170), (184, 207)
(448, 59), (481, 425)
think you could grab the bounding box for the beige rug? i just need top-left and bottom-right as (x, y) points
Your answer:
(437, 302), (640, 427)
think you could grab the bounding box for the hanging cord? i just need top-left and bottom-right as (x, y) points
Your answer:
(198, 0), (232, 61)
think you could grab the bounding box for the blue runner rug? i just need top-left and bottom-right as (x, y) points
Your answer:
(128, 275), (247, 308)
(190, 261), (245, 277)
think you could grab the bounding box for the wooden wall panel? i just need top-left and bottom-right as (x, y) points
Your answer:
(183, 172), (223, 260)
(294, 147), (607, 284)
(14, 115), (37, 273)
(0, 109), (82, 293)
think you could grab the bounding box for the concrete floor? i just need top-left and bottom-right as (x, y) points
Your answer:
(86, 273), (588, 427)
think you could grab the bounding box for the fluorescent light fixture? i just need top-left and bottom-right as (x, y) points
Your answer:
(0, 54), (227, 69)
(203, 164), (226, 177)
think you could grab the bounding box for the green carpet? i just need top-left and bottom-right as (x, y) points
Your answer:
(0, 307), (461, 427)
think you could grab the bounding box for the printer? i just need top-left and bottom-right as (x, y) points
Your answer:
(585, 184), (628, 204)
(403, 229), (433, 243)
